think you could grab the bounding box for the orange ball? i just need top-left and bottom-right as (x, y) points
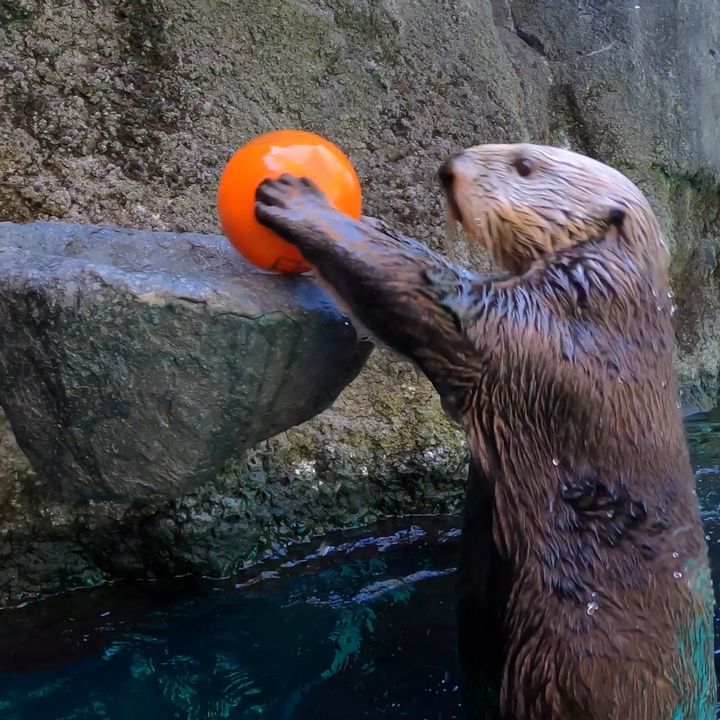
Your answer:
(217, 129), (363, 274)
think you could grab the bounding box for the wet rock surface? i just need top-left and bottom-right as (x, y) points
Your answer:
(0, 399), (467, 606)
(501, 0), (720, 410)
(0, 221), (371, 501)
(1, 0), (720, 603)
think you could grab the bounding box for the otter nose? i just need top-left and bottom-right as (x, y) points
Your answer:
(438, 152), (465, 222)
(438, 153), (462, 194)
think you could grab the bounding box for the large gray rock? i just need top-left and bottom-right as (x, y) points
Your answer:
(2, 0), (719, 402)
(0, 221), (371, 501)
(1, 0), (720, 604)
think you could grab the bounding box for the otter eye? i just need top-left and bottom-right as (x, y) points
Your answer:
(514, 158), (534, 178)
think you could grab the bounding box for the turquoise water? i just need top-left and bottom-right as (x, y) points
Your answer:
(1, 410), (720, 720)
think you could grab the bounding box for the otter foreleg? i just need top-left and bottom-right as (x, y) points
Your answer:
(255, 174), (483, 405)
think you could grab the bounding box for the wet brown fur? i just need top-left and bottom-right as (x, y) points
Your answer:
(254, 144), (716, 720)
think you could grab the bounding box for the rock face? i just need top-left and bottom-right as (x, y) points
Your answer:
(0, 221), (371, 501)
(499, 0), (720, 410)
(1, 0), (720, 603)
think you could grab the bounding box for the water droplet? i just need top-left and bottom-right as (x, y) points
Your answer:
(676, 401), (682, 409)
(672, 552), (679, 558)
(606, 510), (614, 518)
(590, 591), (597, 598)
(552, 458), (560, 467)
(673, 571), (683, 579)
(670, 304), (677, 316)
(618, 377), (625, 384)
(706, 534), (711, 541)
(667, 290), (674, 299)
(657, 305), (663, 312)
(586, 601), (599, 615)
(661, 380), (667, 388)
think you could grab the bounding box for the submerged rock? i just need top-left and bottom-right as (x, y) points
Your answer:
(0, 221), (372, 501)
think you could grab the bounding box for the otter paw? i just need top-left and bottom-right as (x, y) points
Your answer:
(256, 174), (328, 211)
(255, 174), (333, 243)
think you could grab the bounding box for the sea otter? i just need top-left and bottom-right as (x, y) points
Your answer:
(253, 144), (716, 720)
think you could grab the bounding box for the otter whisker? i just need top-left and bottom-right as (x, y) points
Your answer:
(443, 200), (459, 253)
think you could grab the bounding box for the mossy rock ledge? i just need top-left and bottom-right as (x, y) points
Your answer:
(0, 220), (466, 606)
(2, 0), (720, 605)
(0, 220), (373, 502)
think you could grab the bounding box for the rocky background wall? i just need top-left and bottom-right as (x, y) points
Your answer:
(1, 0), (720, 605)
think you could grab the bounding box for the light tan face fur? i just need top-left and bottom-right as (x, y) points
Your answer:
(441, 143), (662, 274)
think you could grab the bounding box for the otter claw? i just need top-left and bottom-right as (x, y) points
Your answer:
(274, 173), (322, 194)
(255, 175), (342, 251)
(255, 179), (288, 209)
(255, 176), (329, 219)
(253, 200), (281, 225)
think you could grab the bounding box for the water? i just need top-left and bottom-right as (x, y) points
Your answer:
(0, 522), (464, 720)
(2, 410), (720, 720)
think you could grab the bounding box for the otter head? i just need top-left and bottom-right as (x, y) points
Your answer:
(439, 143), (665, 275)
